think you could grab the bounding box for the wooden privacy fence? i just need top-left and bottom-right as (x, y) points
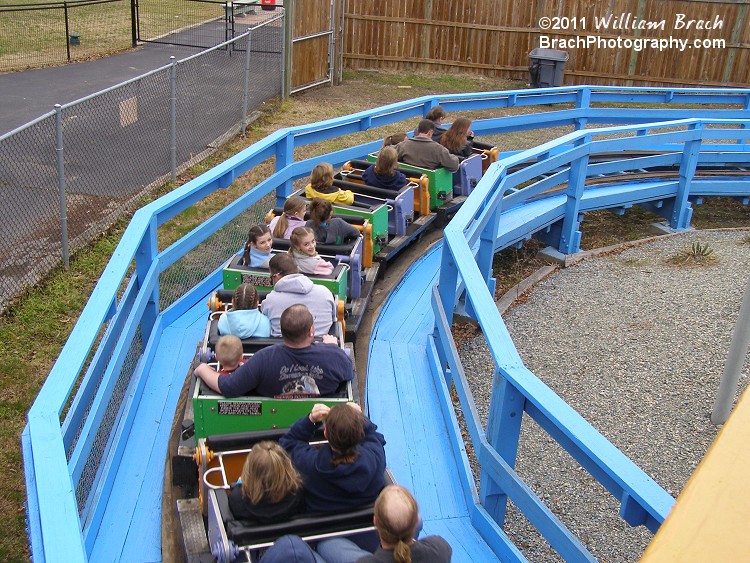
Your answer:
(342, 0), (750, 87)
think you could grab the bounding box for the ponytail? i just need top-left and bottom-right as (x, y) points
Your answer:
(373, 485), (420, 563)
(308, 198), (332, 226)
(325, 404), (364, 466)
(392, 540), (412, 563)
(273, 214), (289, 238)
(330, 446), (359, 467)
(241, 240), (252, 266)
(275, 196), (307, 238)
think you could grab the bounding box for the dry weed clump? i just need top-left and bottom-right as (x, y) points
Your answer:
(667, 242), (717, 266)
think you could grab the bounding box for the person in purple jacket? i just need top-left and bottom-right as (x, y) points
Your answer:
(280, 402), (386, 514)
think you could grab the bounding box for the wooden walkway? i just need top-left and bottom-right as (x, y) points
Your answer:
(88, 294), (210, 562)
(366, 241), (499, 560)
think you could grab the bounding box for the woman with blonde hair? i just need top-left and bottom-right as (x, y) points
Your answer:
(304, 162), (354, 205)
(288, 226), (335, 275)
(228, 441), (304, 522)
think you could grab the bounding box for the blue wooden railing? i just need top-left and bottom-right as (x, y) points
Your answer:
(21, 86), (750, 562)
(431, 118), (750, 560)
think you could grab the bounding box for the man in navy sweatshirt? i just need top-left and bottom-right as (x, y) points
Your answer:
(194, 304), (352, 398)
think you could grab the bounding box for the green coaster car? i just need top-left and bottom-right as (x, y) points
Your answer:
(367, 152), (454, 210)
(222, 254), (349, 301)
(192, 374), (355, 439)
(289, 189), (389, 255)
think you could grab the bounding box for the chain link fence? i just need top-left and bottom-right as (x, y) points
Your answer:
(136, 0), (248, 49)
(65, 193), (273, 520)
(0, 12), (284, 313)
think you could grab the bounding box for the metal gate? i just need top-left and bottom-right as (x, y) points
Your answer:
(289, 0), (335, 93)
(134, 0), (271, 49)
(132, 0), (339, 94)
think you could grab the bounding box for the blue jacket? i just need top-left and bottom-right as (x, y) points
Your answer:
(217, 309), (272, 339)
(280, 414), (386, 513)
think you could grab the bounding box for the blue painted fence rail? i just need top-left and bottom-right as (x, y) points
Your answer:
(21, 86), (750, 562)
(432, 118), (750, 561)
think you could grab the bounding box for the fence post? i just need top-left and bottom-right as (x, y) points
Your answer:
(170, 56), (177, 183)
(275, 133), (295, 206)
(671, 123), (702, 229)
(282, 0), (292, 99)
(711, 273), (750, 425)
(64, 1), (71, 62)
(475, 208), (502, 292)
(575, 87), (591, 130)
(558, 137), (590, 254)
(136, 217), (159, 344)
(227, 1), (233, 44)
(242, 31), (252, 135)
(436, 240), (458, 329)
(738, 94), (750, 146)
(326, 0), (335, 86)
(130, 0), (138, 47)
(482, 370), (525, 527)
(55, 104), (70, 270)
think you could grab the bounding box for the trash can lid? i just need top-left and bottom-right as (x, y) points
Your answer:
(529, 48), (569, 61)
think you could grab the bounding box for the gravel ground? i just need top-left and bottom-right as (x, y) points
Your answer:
(458, 229), (750, 562)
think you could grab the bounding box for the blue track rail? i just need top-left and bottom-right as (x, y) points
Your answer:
(21, 86), (750, 562)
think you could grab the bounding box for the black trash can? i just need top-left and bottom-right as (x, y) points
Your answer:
(528, 48), (568, 88)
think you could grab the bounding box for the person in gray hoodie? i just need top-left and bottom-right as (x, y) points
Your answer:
(261, 253), (336, 337)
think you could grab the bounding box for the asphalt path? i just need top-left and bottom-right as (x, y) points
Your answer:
(0, 17), (283, 310)
(0, 43), (202, 136)
(0, 11), (282, 135)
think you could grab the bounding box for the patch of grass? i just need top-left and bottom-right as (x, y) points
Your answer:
(0, 230), (121, 560)
(491, 239), (547, 299)
(692, 197), (750, 229)
(350, 68), (511, 93)
(579, 207), (662, 250)
(0, 0), (220, 71)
